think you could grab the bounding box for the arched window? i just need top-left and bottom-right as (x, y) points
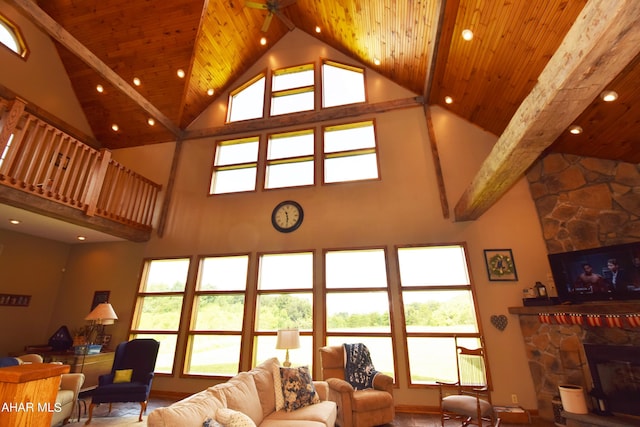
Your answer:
(0, 14), (28, 59)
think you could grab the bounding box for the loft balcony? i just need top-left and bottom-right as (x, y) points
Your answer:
(0, 97), (162, 242)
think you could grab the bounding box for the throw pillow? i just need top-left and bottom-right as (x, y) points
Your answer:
(215, 408), (256, 427)
(113, 369), (133, 383)
(271, 360), (285, 411)
(280, 366), (320, 412)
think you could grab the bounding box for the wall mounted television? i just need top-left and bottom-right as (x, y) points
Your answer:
(548, 242), (640, 303)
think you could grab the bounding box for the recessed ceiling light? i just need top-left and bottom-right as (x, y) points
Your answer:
(462, 29), (474, 41)
(315, 26), (321, 33)
(569, 125), (583, 135)
(600, 90), (618, 102)
(444, 96), (453, 104)
(373, 58), (381, 66)
(177, 69), (185, 78)
(96, 84), (104, 93)
(133, 77), (141, 86)
(147, 118), (155, 126)
(207, 88), (215, 96)
(77, 236), (86, 241)
(9, 219), (20, 225)
(260, 37), (267, 46)
(111, 124), (119, 132)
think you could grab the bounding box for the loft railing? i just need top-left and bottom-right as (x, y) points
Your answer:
(0, 97), (161, 231)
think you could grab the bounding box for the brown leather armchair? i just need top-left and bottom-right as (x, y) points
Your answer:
(319, 345), (394, 427)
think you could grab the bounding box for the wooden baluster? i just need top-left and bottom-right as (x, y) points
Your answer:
(0, 98), (26, 179)
(84, 149), (111, 217)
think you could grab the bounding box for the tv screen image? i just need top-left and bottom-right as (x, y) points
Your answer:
(548, 242), (640, 303)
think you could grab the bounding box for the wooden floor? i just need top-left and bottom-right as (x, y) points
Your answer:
(67, 396), (557, 426)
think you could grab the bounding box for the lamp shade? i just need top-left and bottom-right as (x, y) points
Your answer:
(276, 328), (300, 350)
(85, 303), (118, 324)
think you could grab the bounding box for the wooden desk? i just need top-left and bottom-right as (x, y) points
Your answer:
(44, 352), (114, 390)
(0, 363), (69, 427)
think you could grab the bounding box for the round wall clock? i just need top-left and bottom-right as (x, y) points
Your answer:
(271, 200), (304, 233)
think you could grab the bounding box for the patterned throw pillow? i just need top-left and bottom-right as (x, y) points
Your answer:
(280, 366), (320, 412)
(215, 408), (256, 427)
(271, 360), (285, 411)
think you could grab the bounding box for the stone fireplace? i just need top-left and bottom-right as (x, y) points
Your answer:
(509, 301), (640, 421)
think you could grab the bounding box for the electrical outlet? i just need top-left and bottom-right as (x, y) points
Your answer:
(511, 394), (518, 404)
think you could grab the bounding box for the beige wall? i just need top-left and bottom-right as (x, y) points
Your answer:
(0, 228), (69, 352)
(0, 21), (552, 411)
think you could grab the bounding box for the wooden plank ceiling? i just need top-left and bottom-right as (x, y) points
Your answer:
(17, 0), (640, 163)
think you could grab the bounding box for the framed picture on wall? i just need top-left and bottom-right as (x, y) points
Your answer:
(484, 249), (518, 281)
(91, 290), (110, 310)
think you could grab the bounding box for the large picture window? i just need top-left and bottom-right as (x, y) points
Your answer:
(265, 130), (315, 189)
(325, 249), (395, 379)
(210, 137), (259, 194)
(271, 65), (314, 116)
(324, 121), (379, 183)
(397, 244), (484, 385)
(130, 258), (190, 374)
(185, 255), (249, 377)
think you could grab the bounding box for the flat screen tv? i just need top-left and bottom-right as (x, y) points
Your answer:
(548, 242), (640, 303)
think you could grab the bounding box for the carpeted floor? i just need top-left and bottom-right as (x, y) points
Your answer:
(63, 398), (556, 427)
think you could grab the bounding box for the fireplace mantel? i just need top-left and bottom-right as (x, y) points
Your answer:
(509, 301), (640, 316)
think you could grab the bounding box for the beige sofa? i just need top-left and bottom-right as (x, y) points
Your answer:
(148, 357), (337, 427)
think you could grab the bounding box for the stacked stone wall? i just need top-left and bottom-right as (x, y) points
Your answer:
(526, 154), (640, 253)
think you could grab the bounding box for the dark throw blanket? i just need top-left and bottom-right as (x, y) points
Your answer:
(343, 343), (379, 390)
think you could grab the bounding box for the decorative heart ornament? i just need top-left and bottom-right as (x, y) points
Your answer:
(490, 314), (508, 331)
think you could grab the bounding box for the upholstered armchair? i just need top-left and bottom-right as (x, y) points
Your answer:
(52, 373), (85, 426)
(85, 338), (159, 424)
(319, 344), (394, 427)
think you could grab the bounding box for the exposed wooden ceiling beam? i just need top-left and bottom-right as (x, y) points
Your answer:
(454, 0), (640, 221)
(9, 0), (183, 138)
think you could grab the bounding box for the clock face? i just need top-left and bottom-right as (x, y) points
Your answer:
(272, 201), (303, 233)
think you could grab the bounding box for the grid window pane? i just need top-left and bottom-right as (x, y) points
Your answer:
(215, 140), (259, 166)
(326, 292), (390, 332)
(326, 249), (387, 288)
(326, 337), (394, 378)
(136, 296), (183, 330)
(265, 161), (313, 189)
(324, 123), (375, 153)
(324, 153), (378, 183)
(271, 91), (314, 115)
(228, 77), (265, 122)
(211, 168), (257, 194)
(267, 132), (314, 160)
(272, 68), (314, 91)
(322, 62), (365, 108)
(255, 293), (313, 330)
(398, 246), (470, 286)
(198, 256), (248, 291)
(192, 294), (245, 330)
(143, 259), (189, 292)
(402, 290), (478, 333)
(186, 335), (242, 376)
(258, 253), (313, 290)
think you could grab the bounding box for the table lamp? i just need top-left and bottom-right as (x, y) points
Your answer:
(85, 303), (118, 345)
(276, 328), (300, 367)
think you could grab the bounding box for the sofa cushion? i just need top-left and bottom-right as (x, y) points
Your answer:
(216, 407), (256, 427)
(147, 390), (224, 427)
(263, 400), (337, 427)
(280, 366), (320, 412)
(210, 372), (263, 425)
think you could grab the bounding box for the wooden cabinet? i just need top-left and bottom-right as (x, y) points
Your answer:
(44, 352), (114, 390)
(0, 363), (69, 427)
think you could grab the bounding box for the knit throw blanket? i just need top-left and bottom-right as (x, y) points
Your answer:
(343, 343), (379, 390)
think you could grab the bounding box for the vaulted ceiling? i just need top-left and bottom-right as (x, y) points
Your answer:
(7, 0), (636, 167)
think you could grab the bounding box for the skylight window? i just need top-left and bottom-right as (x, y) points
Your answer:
(0, 15), (27, 58)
